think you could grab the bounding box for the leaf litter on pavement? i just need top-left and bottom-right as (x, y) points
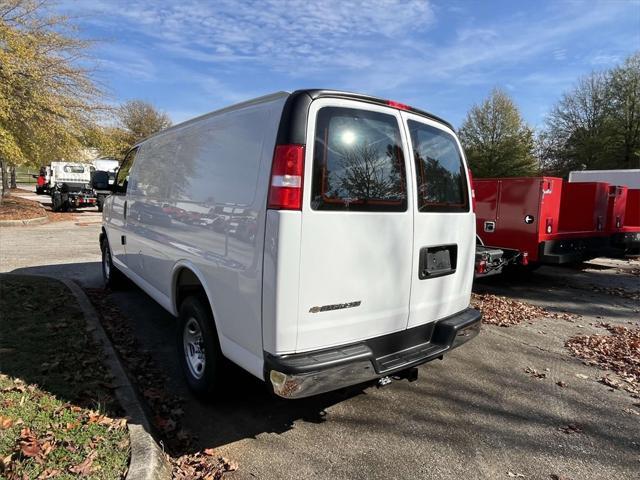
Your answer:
(471, 293), (579, 327)
(85, 288), (237, 479)
(565, 322), (640, 396)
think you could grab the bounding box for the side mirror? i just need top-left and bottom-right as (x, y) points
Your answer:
(91, 170), (113, 191)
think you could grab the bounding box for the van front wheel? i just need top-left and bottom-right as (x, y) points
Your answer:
(177, 296), (222, 399)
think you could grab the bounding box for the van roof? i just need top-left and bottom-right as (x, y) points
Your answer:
(134, 89), (454, 148)
(296, 89), (454, 131)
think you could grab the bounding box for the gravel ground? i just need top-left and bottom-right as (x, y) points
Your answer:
(1, 188), (638, 480)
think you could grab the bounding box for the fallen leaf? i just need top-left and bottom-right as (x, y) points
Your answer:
(559, 424), (582, 434)
(0, 416), (13, 429)
(69, 452), (96, 476)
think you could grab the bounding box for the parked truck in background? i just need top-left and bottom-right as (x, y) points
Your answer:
(49, 161), (97, 212)
(91, 158), (120, 212)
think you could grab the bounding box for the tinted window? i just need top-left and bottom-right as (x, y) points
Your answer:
(407, 120), (468, 212)
(117, 148), (137, 192)
(63, 165), (85, 173)
(311, 107), (407, 212)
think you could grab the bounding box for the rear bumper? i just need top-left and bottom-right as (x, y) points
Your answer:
(265, 307), (481, 399)
(611, 231), (640, 250)
(538, 236), (608, 264)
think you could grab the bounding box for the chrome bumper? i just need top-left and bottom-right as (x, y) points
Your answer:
(265, 307), (481, 399)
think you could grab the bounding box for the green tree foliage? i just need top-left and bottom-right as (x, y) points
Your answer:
(0, 0), (104, 198)
(83, 100), (172, 161)
(458, 88), (537, 178)
(540, 52), (640, 176)
(118, 100), (172, 147)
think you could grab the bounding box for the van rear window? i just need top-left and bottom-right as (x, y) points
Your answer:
(407, 120), (469, 213)
(311, 107), (407, 212)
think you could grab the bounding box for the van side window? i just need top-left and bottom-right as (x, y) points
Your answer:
(311, 107), (407, 212)
(407, 121), (469, 213)
(117, 147), (138, 193)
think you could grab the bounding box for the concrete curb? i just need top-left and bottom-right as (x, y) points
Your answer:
(0, 216), (48, 226)
(58, 277), (172, 480)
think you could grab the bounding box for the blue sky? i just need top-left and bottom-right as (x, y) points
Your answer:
(59, 0), (640, 128)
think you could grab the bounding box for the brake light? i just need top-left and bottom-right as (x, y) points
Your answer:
(268, 144), (305, 210)
(387, 100), (410, 111)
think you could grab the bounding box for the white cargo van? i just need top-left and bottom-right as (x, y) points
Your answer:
(95, 90), (481, 399)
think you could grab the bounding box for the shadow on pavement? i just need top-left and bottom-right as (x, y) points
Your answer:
(6, 262), (637, 477)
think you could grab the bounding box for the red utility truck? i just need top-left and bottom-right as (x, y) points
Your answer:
(474, 177), (610, 274)
(610, 188), (640, 253)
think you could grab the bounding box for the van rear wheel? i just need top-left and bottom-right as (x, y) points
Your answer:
(177, 296), (223, 399)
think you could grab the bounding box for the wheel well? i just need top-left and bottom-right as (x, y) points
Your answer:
(174, 268), (207, 312)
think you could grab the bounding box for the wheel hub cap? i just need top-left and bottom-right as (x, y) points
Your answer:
(183, 317), (205, 379)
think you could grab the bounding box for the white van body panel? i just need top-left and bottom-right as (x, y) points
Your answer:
(296, 98), (414, 352)
(114, 93), (288, 379)
(400, 111), (475, 328)
(262, 210), (303, 354)
(568, 169), (640, 188)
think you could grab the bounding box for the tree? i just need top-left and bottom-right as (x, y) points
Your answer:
(608, 53), (640, 169)
(0, 0), (104, 202)
(118, 100), (172, 147)
(539, 72), (613, 175)
(458, 88), (537, 178)
(540, 52), (640, 176)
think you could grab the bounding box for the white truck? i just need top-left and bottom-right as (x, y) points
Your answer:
(94, 90), (481, 399)
(49, 161), (97, 211)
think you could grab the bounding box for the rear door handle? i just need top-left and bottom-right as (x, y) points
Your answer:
(419, 244), (458, 280)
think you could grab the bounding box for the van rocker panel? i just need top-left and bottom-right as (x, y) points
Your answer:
(265, 307), (480, 397)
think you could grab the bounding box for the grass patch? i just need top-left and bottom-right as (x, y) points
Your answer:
(0, 275), (129, 479)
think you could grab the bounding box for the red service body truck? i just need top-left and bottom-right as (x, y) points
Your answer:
(610, 188), (640, 252)
(474, 177), (610, 274)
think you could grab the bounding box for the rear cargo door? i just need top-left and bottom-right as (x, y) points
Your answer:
(296, 99), (414, 352)
(400, 112), (475, 328)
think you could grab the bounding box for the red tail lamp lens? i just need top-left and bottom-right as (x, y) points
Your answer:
(268, 144), (305, 210)
(387, 100), (411, 111)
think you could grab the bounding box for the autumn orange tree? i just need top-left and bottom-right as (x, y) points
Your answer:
(0, 0), (104, 200)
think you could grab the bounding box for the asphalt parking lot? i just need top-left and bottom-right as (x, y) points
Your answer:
(2, 188), (639, 480)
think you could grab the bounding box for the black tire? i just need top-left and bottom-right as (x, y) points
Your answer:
(177, 295), (223, 399)
(97, 197), (104, 212)
(51, 192), (62, 212)
(101, 238), (126, 289)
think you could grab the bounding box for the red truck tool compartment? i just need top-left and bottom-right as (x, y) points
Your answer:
(606, 185), (627, 233)
(558, 182), (609, 234)
(611, 188), (640, 251)
(624, 189), (640, 228)
(475, 177), (563, 263)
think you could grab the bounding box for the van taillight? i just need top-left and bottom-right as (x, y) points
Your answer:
(268, 144), (305, 210)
